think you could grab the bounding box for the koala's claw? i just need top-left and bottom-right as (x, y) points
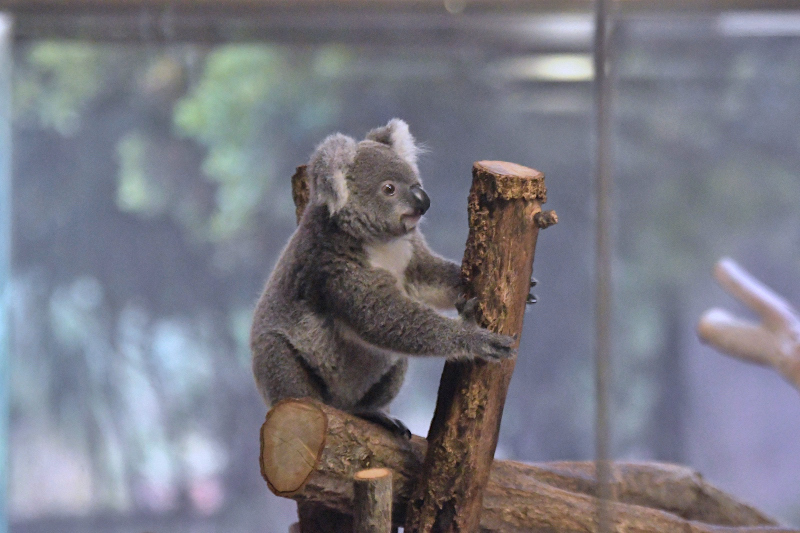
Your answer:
(528, 277), (539, 305)
(353, 410), (412, 440)
(456, 295), (480, 324)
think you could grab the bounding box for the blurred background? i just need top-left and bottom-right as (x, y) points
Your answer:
(0, 1), (799, 532)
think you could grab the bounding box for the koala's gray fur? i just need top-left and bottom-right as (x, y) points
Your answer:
(251, 119), (513, 433)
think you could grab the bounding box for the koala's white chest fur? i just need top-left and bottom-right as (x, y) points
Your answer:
(365, 235), (414, 286)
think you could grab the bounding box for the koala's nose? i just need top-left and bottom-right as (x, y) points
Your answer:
(410, 185), (430, 216)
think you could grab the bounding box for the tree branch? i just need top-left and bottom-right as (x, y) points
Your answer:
(698, 257), (800, 391)
(406, 160), (553, 532)
(260, 398), (795, 532)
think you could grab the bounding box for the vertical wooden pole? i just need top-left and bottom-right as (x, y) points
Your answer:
(406, 161), (554, 532)
(353, 468), (394, 533)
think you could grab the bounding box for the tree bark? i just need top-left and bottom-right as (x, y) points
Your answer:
(291, 164), (310, 223)
(406, 161), (553, 532)
(354, 468), (394, 533)
(296, 503), (353, 533)
(260, 398), (794, 533)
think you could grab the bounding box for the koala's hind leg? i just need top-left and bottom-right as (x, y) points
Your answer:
(353, 359), (411, 439)
(252, 331), (331, 406)
(353, 410), (411, 440)
(355, 358), (408, 409)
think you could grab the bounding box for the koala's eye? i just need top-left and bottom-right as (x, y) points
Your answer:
(381, 182), (396, 196)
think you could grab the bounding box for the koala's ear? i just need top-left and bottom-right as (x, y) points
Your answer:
(308, 133), (356, 214)
(366, 118), (420, 173)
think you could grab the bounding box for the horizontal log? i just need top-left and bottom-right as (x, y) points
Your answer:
(260, 398), (795, 532)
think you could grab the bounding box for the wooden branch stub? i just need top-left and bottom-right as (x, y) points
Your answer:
(354, 468), (394, 533)
(259, 398), (790, 532)
(406, 161), (549, 533)
(291, 164), (310, 223)
(535, 209), (559, 229)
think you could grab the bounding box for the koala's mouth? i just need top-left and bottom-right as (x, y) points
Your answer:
(401, 214), (421, 231)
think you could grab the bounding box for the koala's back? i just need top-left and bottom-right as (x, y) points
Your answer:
(251, 205), (408, 410)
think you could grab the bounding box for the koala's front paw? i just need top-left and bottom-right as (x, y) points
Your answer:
(464, 328), (515, 361)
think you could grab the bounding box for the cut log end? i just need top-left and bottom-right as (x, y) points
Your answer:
(260, 398), (327, 496)
(474, 160), (547, 202)
(355, 468), (393, 481)
(476, 160), (543, 180)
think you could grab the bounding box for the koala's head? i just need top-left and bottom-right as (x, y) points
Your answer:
(307, 118), (430, 241)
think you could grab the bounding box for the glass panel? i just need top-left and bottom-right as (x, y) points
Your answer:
(6, 9), (800, 532)
(614, 13), (800, 525)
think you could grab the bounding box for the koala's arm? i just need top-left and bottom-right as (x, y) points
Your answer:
(404, 233), (463, 310)
(325, 263), (511, 360)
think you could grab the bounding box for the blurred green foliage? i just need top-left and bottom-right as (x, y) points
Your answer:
(117, 132), (169, 216)
(173, 45), (348, 240)
(14, 43), (105, 135)
(15, 43), (352, 243)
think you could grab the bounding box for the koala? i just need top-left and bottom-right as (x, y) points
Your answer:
(250, 119), (514, 438)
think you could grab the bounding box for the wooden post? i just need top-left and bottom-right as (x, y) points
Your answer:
(406, 161), (553, 532)
(354, 468), (394, 533)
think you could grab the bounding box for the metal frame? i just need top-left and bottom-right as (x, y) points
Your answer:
(1, 0), (798, 43)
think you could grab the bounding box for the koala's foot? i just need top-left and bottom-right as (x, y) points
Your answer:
(353, 409), (412, 440)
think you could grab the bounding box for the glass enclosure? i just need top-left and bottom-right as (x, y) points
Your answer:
(3, 4), (800, 532)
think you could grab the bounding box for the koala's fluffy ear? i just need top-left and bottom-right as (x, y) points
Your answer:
(308, 133), (356, 214)
(366, 118), (421, 174)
